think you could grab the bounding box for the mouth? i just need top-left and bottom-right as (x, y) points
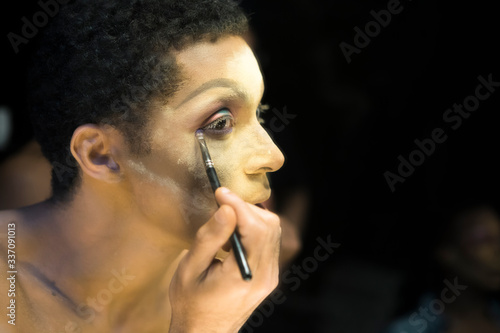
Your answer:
(250, 187), (272, 207)
(227, 184), (271, 207)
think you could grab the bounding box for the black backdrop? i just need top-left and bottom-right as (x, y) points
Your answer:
(1, 1), (499, 332)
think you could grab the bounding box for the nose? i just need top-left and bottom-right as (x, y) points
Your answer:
(244, 124), (285, 175)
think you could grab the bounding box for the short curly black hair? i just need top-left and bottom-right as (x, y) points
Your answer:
(28, 0), (248, 202)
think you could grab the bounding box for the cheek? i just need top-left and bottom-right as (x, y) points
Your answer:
(180, 148), (218, 220)
(201, 138), (240, 186)
(124, 141), (217, 228)
(202, 133), (259, 198)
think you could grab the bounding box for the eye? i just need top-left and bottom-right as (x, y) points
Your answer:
(201, 109), (234, 135)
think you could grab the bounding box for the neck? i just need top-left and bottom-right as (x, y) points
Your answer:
(23, 185), (192, 328)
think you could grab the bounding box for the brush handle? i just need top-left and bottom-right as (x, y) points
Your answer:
(230, 232), (252, 281)
(206, 167), (221, 192)
(205, 166), (252, 281)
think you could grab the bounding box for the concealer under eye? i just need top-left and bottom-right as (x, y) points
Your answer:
(201, 109), (234, 136)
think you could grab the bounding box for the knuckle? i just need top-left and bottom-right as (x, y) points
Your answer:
(245, 215), (266, 231)
(272, 278), (279, 290)
(268, 274), (280, 290)
(266, 212), (281, 226)
(261, 279), (279, 296)
(275, 224), (282, 236)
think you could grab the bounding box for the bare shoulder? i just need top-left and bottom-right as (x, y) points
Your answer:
(0, 210), (21, 330)
(0, 320), (17, 332)
(0, 209), (21, 224)
(0, 209), (25, 295)
(0, 208), (57, 332)
(0, 206), (38, 276)
(0, 209), (22, 253)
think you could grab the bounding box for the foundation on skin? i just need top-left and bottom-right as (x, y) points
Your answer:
(195, 129), (252, 280)
(125, 158), (215, 226)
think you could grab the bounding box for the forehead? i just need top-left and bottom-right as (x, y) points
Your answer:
(170, 36), (264, 104)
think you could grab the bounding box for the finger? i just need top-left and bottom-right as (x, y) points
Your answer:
(215, 187), (259, 231)
(181, 204), (237, 281)
(215, 187), (281, 276)
(215, 188), (267, 264)
(222, 240), (232, 252)
(216, 188), (274, 225)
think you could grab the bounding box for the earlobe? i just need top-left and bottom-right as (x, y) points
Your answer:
(70, 124), (123, 182)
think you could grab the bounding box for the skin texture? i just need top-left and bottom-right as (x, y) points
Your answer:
(0, 35), (285, 333)
(121, 34), (283, 240)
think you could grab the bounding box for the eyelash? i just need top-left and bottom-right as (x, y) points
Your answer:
(202, 109), (234, 135)
(201, 104), (268, 135)
(257, 104), (268, 124)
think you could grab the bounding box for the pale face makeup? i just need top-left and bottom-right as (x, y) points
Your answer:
(121, 36), (285, 240)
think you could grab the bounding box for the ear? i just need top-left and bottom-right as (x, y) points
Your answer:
(70, 124), (123, 183)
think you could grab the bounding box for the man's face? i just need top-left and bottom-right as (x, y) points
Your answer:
(120, 36), (284, 240)
(443, 207), (500, 292)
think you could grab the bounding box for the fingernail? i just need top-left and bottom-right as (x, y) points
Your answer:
(219, 187), (231, 194)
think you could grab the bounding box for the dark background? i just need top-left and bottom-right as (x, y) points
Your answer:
(1, 1), (499, 332)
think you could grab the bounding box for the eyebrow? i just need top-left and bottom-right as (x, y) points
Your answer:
(175, 78), (262, 108)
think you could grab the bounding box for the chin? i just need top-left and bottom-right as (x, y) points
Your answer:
(247, 188), (272, 205)
(228, 177), (272, 204)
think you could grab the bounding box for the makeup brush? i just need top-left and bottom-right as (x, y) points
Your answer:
(195, 129), (252, 281)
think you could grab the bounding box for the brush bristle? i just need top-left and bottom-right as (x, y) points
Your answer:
(195, 129), (204, 139)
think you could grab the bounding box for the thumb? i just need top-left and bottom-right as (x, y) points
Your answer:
(181, 204), (237, 280)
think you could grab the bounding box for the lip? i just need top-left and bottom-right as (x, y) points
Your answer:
(250, 188), (272, 206)
(231, 186), (270, 207)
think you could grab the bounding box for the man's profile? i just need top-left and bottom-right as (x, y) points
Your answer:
(0, 1), (284, 331)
